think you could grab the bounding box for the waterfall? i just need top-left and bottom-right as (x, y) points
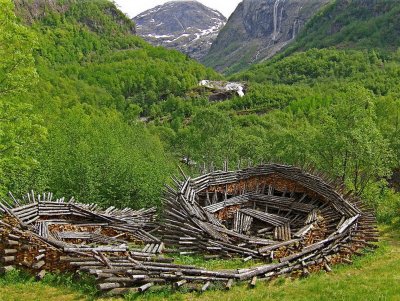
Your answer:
(292, 19), (298, 40)
(279, 4), (284, 35)
(273, 0), (281, 41)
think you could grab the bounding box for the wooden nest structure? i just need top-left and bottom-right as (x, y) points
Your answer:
(161, 163), (378, 279)
(0, 164), (379, 295)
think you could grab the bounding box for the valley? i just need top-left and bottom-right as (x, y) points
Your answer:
(0, 0), (399, 300)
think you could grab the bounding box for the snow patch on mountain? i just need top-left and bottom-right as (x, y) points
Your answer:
(133, 1), (226, 60)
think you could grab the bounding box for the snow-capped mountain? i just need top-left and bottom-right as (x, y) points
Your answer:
(133, 1), (226, 60)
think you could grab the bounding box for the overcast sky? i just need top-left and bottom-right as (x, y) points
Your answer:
(113, 0), (241, 18)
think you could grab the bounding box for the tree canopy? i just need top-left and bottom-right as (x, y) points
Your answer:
(0, 1), (398, 222)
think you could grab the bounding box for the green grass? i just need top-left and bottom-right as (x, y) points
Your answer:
(0, 227), (399, 301)
(0, 270), (98, 301)
(169, 254), (265, 270)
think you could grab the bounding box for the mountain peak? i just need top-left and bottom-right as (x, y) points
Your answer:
(133, 1), (226, 60)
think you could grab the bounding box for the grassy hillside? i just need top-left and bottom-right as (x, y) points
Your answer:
(0, 227), (398, 300)
(282, 0), (400, 57)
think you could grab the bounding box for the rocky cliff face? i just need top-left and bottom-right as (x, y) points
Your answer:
(203, 0), (331, 74)
(133, 1), (226, 60)
(282, 0), (400, 56)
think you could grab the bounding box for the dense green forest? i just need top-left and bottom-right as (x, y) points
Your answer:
(0, 0), (399, 223)
(153, 48), (400, 221)
(0, 0), (217, 208)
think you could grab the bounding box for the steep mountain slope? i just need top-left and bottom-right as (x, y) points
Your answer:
(203, 0), (331, 74)
(281, 0), (400, 56)
(133, 1), (226, 60)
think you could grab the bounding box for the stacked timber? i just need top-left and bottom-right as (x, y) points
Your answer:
(160, 163), (379, 285)
(0, 192), (161, 286)
(0, 163), (379, 295)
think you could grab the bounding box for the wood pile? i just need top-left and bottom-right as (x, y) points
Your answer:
(0, 192), (162, 291)
(160, 163), (379, 283)
(0, 164), (379, 295)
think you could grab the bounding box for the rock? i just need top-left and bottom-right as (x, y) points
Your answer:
(203, 0), (331, 73)
(389, 168), (400, 192)
(133, 1), (226, 60)
(180, 157), (197, 166)
(199, 80), (246, 101)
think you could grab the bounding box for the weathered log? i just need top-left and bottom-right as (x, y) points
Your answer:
(3, 249), (17, 255)
(8, 233), (21, 240)
(238, 261), (289, 280)
(341, 258), (353, 264)
(174, 279), (187, 288)
(323, 262), (332, 272)
(138, 282), (153, 292)
(35, 254), (45, 261)
(105, 287), (139, 296)
(6, 240), (19, 246)
(201, 281), (211, 292)
(1, 256), (15, 263)
(225, 278), (234, 290)
(258, 239), (300, 253)
(249, 276), (257, 288)
(97, 282), (121, 291)
(32, 260), (45, 269)
(0, 265), (15, 274)
(35, 270), (46, 281)
(243, 256), (252, 262)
